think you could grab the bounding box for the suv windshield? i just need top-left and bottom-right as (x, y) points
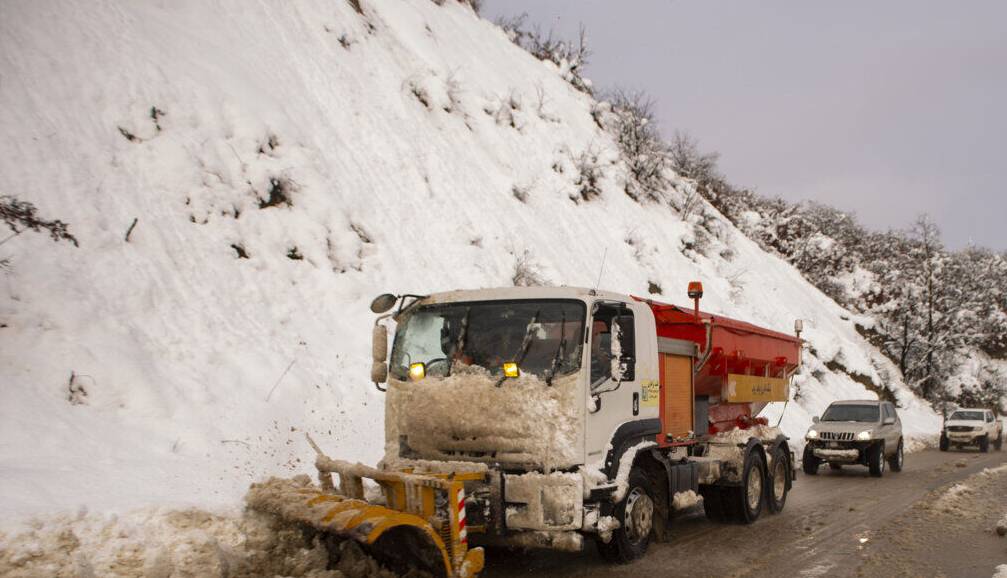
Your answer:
(389, 299), (585, 380)
(821, 404), (879, 423)
(950, 410), (984, 421)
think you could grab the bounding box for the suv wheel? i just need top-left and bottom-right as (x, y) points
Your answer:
(979, 435), (990, 453)
(802, 445), (820, 475)
(939, 432), (949, 452)
(597, 468), (654, 563)
(888, 438), (904, 472)
(868, 442), (886, 477)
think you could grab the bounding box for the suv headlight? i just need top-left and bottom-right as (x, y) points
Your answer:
(806, 429), (818, 440)
(856, 430), (872, 441)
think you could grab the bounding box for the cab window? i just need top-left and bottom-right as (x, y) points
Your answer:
(590, 303), (635, 388)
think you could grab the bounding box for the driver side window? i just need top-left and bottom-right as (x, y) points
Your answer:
(590, 304), (635, 388)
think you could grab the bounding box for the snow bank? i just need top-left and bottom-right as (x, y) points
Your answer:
(0, 506), (394, 578)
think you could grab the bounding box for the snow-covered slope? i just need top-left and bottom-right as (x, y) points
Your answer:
(0, 0), (938, 527)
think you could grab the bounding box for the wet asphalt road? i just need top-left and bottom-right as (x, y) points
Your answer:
(485, 448), (1007, 578)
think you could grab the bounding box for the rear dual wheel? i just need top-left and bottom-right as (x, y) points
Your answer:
(702, 449), (769, 524)
(767, 446), (790, 513)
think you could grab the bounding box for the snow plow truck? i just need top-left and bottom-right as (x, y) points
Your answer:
(247, 283), (803, 576)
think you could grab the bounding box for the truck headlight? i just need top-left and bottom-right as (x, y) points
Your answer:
(857, 430), (872, 441)
(806, 429), (818, 440)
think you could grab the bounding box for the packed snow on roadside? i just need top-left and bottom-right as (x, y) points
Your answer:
(1, 0), (940, 541)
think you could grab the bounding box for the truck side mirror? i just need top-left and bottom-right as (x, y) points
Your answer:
(812, 416), (820, 424)
(611, 314), (635, 382)
(372, 324), (388, 388)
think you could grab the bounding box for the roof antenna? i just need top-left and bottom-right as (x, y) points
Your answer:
(593, 247), (608, 292)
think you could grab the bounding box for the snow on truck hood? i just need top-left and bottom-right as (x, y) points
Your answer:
(384, 367), (581, 471)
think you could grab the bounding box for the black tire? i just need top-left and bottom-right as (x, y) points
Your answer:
(995, 432), (1003, 451)
(828, 463), (843, 471)
(802, 445), (820, 476)
(979, 435), (990, 453)
(734, 449), (766, 524)
(868, 442), (886, 477)
(889, 438), (904, 472)
(597, 468), (655, 563)
(767, 446), (790, 514)
(939, 433), (949, 452)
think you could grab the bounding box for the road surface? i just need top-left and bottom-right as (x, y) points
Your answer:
(486, 448), (1007, 578)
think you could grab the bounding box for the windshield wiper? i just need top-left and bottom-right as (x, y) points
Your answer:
(545, 312), (567, 386)
(496, 309), (540, 387)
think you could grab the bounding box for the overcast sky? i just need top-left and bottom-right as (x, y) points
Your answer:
(483, 1), (1007, 251)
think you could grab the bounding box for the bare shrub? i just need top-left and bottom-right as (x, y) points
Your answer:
(512, 250), (545, 286)
(496, 15), (592, 94)
(668, 131), (720, 184)
(572, 148), (603, 202)
(606, 90), (669, 203)
(1, 195), (78, 247)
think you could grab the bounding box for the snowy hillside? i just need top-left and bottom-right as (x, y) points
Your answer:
(0, 0), (939, 531)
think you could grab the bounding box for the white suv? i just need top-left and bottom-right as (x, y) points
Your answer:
(940, 408), (1003, 452)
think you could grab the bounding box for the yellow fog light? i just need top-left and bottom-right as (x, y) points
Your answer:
(502, 362), (519, 378)
(409, 362), (426, 381)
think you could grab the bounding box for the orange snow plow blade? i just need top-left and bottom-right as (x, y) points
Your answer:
(246, 441), (485, 577)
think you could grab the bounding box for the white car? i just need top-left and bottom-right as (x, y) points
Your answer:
(940, 408), (1003, 452)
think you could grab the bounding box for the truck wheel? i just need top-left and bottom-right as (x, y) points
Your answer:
(868, 442), (886, 477)
(767, 446), (790, 514)
(996, 432), (1003, 451)
(597, 468), (654, 563)
(735, 449), (766, 524)
(802, 445), (820, 475)
(979, 435), (990, 453)
(888, 438), (904, 472)
(939, 433), (949, 452)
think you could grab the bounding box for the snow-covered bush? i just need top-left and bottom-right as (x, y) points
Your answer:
(604, 90), (670, 204)
(496, 15), (592, 94)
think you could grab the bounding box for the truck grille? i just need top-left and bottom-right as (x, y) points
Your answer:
(948, 426), (974, 432)
(819, 431), (854, 441)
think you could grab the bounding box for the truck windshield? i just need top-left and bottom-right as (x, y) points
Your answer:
(821, 404), (879, 423)
(949, 410), (984, 421)
(389, 299), (585, 380)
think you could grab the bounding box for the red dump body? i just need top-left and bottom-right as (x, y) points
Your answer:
(637, 298), (802, 435)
